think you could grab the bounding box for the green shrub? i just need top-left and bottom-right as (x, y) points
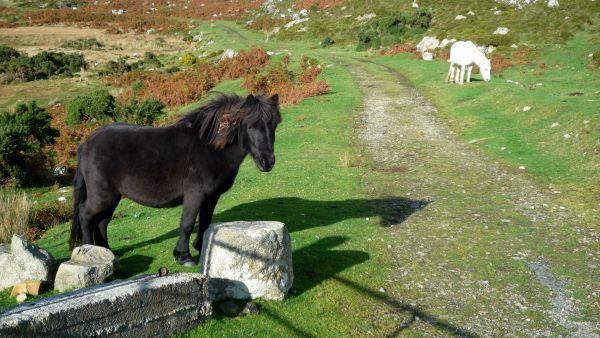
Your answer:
(591, 51), (600, 68)
(356, 9), (432, 51)
(0, 101), (59, 184)
(320, 37), (335, 48)
(0, 47), (85, 84)
(60, 38), (104, 50)
(143, 51), (162, 67)
(65, 89), (116, 127)
(117, 98), (165, 125)
(98, 57), (132, 76)
(180, 52), (197, 65)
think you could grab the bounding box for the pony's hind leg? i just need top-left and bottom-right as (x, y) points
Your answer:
(467, 65), (473, 83)
(93, 197), (121, 248)
(446, 63), (454, 83)
(79, 190), (120, 247)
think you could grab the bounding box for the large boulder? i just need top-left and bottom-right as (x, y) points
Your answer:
(54, 245), (118, 292)
(0, 236), (54, 291)
(200, 221), (293, 301)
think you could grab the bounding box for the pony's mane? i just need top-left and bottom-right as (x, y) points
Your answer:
(177, 93), (281, 149)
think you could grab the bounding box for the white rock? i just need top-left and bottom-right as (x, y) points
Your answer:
(416, 36), (439, 53)
(57, 196), (67, 203)
(54, 245), (118, 292)
(563, 133), (571, 139)
(494, 27), (510, 35)
(494, 9), (502, 14)
(412, 0), (419, 8)
(16, 293), (27, 303)
(523, 106), (531, 112)
(455, 15), (466, 20)
(284, 17), (309, 29)
(439, 38), (456, 48)
(511, 44), (519, 48)
(0, 236), (54, 291)
(356, 13), (376, 21)
(219, 48), (237, 62)
(146, 28), (156, 35)
(422, 52), (434, 61)
(200, 221), (293, 301)
(467, 10), (475, 15)
(551, 122), (559, 128)
(547, 0), (559, 7)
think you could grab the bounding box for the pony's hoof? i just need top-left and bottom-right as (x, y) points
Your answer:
(182, 260), (196, 267)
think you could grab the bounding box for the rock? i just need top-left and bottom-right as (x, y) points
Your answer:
(439, 38), (456, 48)
(547, 0), (559, 7)
(467, 10), (475, 15)
(494, 9), (502, 14)
(15, 293), (26, 304)
(412, 0), (419, 8)
(422, 52), (434, 61)
(455, 15), (466, 20)
(54, 245), (118, 292)
(523, 106), (531, 112)
(0, 236), (54, 291)
(356, 13), (376, 21)
(416, 36), (439, 53)
(219, 48), (237, 62)
(493, 27), (510, 35)
(200, 221), (293, 301)
(242, 302), (260, 315)
(0, 273), (211, 337)
(10, 280), (42, 297)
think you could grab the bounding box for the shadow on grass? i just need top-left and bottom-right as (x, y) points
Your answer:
(113, 196), (427, 256)
(113, 254), (153, 279)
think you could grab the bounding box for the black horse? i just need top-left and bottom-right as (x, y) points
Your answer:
(69, 93), (281, 266)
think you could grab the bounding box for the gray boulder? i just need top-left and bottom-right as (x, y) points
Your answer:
(200, 221), (293, 301)
(0, 236), (54, 291)
(54, 245), (118, 292)
(416, 36), (440, 53)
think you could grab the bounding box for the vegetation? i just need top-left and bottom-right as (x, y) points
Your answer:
(0, 101), (58, 184)
(0, 189), (32, 243)
(356, 9), (432, 50)
(0, 45), (85, 84)
(65, 89), (115, 127)
(60, 38), (104, 50)
(116, 97), (165, 126)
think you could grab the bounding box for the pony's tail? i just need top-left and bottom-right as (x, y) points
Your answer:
(69, 164), (86, 250)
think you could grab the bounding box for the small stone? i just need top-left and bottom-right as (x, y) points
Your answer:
(563, 133), (571, 139)
(57, 196), (67, 203)
(242, 302), (260, 315)
(10, 280), (42, 297)
(523, 106), (531, 112)
(551, 122), (559, 128)
(455, 15), (466, 20)
(15, 293), (27, 303)
(379, 287), (386, 293)
(493, 27), (509, 35)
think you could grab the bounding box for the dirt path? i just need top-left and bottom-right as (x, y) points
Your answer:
(345, 57), (599, 337)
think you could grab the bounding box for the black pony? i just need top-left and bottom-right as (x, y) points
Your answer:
(69, 93), (281, 266)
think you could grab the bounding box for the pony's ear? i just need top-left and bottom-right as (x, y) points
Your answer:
(245, 94), (256, 104)
(271, 93), (279, 103)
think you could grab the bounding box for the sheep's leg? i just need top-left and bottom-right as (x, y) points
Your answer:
(467, 66), (473, 83)
(459, 65), (466, 85)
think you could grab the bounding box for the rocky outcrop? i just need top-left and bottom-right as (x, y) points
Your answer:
(54, 245), (118, 292)
(0, 236), (53, 291)
(200, 221), (293, 301)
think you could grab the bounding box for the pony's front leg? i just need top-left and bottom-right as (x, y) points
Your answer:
(459, 65), (466, 85)
(193, 193), (220, 252)
(173, 194), (203, 266)
(446, 63), (454, 83)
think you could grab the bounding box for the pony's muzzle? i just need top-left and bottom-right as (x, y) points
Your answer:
(257, 154), (275, 172)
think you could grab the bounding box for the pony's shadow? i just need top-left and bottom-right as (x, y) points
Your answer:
(114, 196), (428, 256)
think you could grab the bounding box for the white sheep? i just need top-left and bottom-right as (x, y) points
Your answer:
(446, 41), (491, 84)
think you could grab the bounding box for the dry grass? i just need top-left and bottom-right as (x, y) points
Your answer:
(385, 43), (417, 56)
(0, 190), (32, 244)
(293, 0), (344, 10)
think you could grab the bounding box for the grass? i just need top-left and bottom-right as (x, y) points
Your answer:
(372, 31), (600, 210)
(0, 189), (31, 243)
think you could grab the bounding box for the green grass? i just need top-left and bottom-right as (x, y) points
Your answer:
(372, 31), (600, 209)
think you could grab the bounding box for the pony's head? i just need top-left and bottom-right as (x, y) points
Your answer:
(480, 58), (492, 81)
(239, 94), (281, 172)
(181, 93), (281, 172)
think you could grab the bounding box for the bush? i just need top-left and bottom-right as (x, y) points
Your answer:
(27, 200), (72, 240)
(0, 46), (86, 83)
(98, 57), (132, 76)
(591, 51), (600, 68)
(143, 51), (162, 67)
(356, 9), (432, 51)
(60, 38), (104, 50)
(0, 101), (59, 183)
(0, 190), (32, 243)
(65, 89), (116, 126)
(180, 52), (197, 65)
(320, 37), (335, 48)
(117, 98), (166, 125)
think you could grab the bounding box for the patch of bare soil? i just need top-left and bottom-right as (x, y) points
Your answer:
(347, 58), (599, 337)
(0, 26), (189, 63)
